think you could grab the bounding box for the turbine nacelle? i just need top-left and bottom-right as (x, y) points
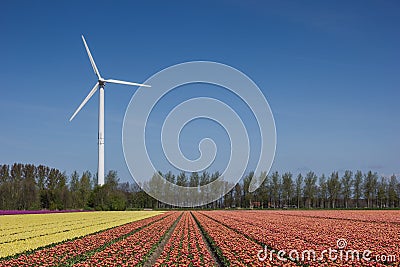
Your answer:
(99, 78), (106, 86)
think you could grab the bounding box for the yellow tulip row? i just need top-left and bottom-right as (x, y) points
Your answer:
(0, 211), (163, 258)
(1, 212), (128, 242)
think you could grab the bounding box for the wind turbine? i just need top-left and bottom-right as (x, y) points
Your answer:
(70, 35), (150, 186)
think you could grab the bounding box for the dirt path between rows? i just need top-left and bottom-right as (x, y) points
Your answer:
(191, 211), (222, 267)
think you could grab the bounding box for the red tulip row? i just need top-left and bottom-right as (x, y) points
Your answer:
(192, 211), (298, 267)
(73, 211), (182, 267)
(153, 211), (216, 267)
(199, 211), (400, 267)
(0, 212), (172, 267)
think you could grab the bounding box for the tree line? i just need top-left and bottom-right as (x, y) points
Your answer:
(242, 170), (399, 209)
(0, 163), (128, 210)
(0, 163), (399, 210)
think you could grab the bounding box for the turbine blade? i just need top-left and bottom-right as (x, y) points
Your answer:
(105, 79), (151, 87)
(81, 35), (101, 79)
(69, 82), (99, 121)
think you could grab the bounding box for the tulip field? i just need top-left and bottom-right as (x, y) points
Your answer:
(0, 210), (399, 266)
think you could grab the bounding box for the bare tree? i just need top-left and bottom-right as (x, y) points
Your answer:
(304, 171), (317, 208)
(363, 171), (378, 208)
(341, 170), (353, 208)
(327, 172), (341, 209)
(295, 173), (303, 208)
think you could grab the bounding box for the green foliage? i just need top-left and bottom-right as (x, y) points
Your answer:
(88, 171), (127, 211)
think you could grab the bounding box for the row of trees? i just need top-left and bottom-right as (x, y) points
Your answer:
(0, 163), (399, 210)
(242, 170), (400, 209)
(0, 163), (130, 210)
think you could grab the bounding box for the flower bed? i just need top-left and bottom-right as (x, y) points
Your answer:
(154, 211), (216, 266)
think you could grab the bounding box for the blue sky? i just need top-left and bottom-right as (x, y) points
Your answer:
(0, 1), (399, 183)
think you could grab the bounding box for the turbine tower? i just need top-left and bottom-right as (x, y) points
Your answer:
(70, 35), (150, 186)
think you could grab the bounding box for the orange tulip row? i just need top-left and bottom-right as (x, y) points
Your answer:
(73, 212), (181, 267)
(153, 212), (216, 267)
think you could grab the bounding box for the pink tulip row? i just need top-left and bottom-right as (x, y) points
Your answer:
(73, 211), (182, 267)
(192, 211), (298, 267)
(273, 210), (400, 224)
(0, 212), (172, 267)
(199, 211), (400, 266)
(153, 212), (216, 267)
